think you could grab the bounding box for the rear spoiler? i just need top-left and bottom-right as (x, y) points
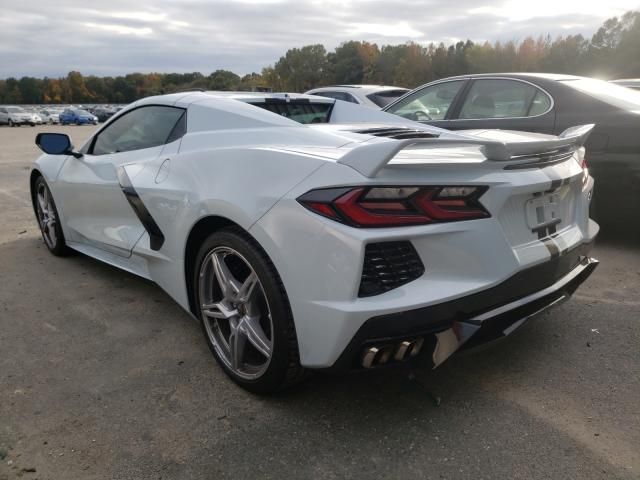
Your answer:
(337, 124), (594, 178)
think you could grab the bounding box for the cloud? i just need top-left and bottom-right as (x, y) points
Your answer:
(0, 0), (637, 78)
(84, 23), (154, 36)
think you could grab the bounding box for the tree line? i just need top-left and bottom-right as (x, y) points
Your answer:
(1, 11), (639, 104)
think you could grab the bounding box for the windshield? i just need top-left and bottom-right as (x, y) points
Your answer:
(366, 89), (409, 108)
(250, 101), (333, 124)
(6, 107), (25, 113)
(562, 78), (640, 110)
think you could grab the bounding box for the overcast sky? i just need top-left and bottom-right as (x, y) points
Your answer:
(1, 0), (639, 78)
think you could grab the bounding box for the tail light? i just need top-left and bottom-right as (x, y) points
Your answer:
(577, 147), (589, 189)
(297, 186), (489, 227)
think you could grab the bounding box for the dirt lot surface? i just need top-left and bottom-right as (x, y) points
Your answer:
(1, 125), (639, 479)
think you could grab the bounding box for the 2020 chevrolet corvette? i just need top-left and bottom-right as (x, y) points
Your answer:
(31, 92), (599, 393)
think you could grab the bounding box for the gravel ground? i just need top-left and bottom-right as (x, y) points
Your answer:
(0, 125), (638, 480)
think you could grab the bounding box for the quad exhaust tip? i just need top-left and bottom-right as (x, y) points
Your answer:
(361, 337), (424, 368)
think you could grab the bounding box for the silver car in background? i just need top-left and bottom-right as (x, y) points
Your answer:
(305, 84), (409, 108)
(0, 106), (41, 126)
(38, 108), (62, 124)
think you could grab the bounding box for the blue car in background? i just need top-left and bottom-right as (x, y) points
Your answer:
(59, 108), (98, 125)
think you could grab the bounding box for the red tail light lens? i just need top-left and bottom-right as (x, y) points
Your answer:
(298, 186), (489, 227)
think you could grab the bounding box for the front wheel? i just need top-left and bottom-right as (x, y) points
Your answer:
(194, 228), (305, 393)
(33, 176), (71, 256)
(9, 120), (14, 127)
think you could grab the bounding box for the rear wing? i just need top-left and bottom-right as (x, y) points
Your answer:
(337, 124), (594, 178)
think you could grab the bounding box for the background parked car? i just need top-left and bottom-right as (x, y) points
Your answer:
(384, 73), (640, 236)
(305, 85), (409, 108)
(38, 108), (61, 124)
(0, 106), (41, 126)
(610, 78), (640, 90)
(92, 107), (117, 122)
(59, 108), (98, 125)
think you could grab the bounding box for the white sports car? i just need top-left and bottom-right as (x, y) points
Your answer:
(31, 92), (599, 393)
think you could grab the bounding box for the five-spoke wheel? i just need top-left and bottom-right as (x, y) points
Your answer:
(194, 228), (304, 393)
(199, 246), (274, 380)
(33, 176), (69, 256)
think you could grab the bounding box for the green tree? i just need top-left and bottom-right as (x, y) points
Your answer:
(274, 44), (328, 91)
(67, 71), (93, 103)
(18, 77), (42, 103)
(208, 70), (241, 90)
(329, 41), (366, 84)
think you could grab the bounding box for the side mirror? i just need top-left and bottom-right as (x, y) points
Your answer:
(35, 133), (82, 158)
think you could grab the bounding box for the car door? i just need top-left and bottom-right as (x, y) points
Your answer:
(55, 105), (186, 257)
(0, 108), (7, 124)
(383, 79), (468, 129)
(446, 78), (556, 133)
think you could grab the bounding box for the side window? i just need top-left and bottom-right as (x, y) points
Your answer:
(528, 90), (552, 116)
(166, 111), (187, 143)
(458, 79), (550, 119)
(386, 81), (465, 121)
(313, 91), (340, 100)
(341, 92), (359, 104)
(315, 91), (359, 104)
(91, 106), (185, 156)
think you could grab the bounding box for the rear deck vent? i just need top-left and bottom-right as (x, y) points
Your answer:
(504, 146), (576, 169)
(353, 127), (440, 140)
(359, 241), (425, 297)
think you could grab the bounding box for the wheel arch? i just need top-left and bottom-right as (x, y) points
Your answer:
(29, 168), (43, 214)
(183, 214), (294, 322)
(184, 215), (242, 316)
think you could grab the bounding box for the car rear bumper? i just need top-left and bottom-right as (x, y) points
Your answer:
(326, 241), (598, 371)
(252, 160), (597, 369)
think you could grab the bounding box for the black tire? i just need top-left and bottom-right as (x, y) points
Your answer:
(33, 176), (72, 256)
(193, 227), (305, 393)
(9, 120), (14, 127)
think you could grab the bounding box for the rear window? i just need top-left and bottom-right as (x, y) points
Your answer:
(250, 101), (333, 124)
(563, 78), (640, 110)
(366, 89), (409, 107)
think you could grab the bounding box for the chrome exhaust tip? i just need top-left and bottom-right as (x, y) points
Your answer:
(362, 337), (425, 368)
(409, 337), (424, 357)
(378, 346), (393, 365)
(362, 347), (379, 368)
(394, 341), (412, 361)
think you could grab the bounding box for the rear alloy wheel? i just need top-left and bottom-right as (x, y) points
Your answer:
(195, 228), (305, 393)
(34, 177), (70, 256)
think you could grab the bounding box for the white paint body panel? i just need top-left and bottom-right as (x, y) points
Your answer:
(31, 92), (598, 368)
